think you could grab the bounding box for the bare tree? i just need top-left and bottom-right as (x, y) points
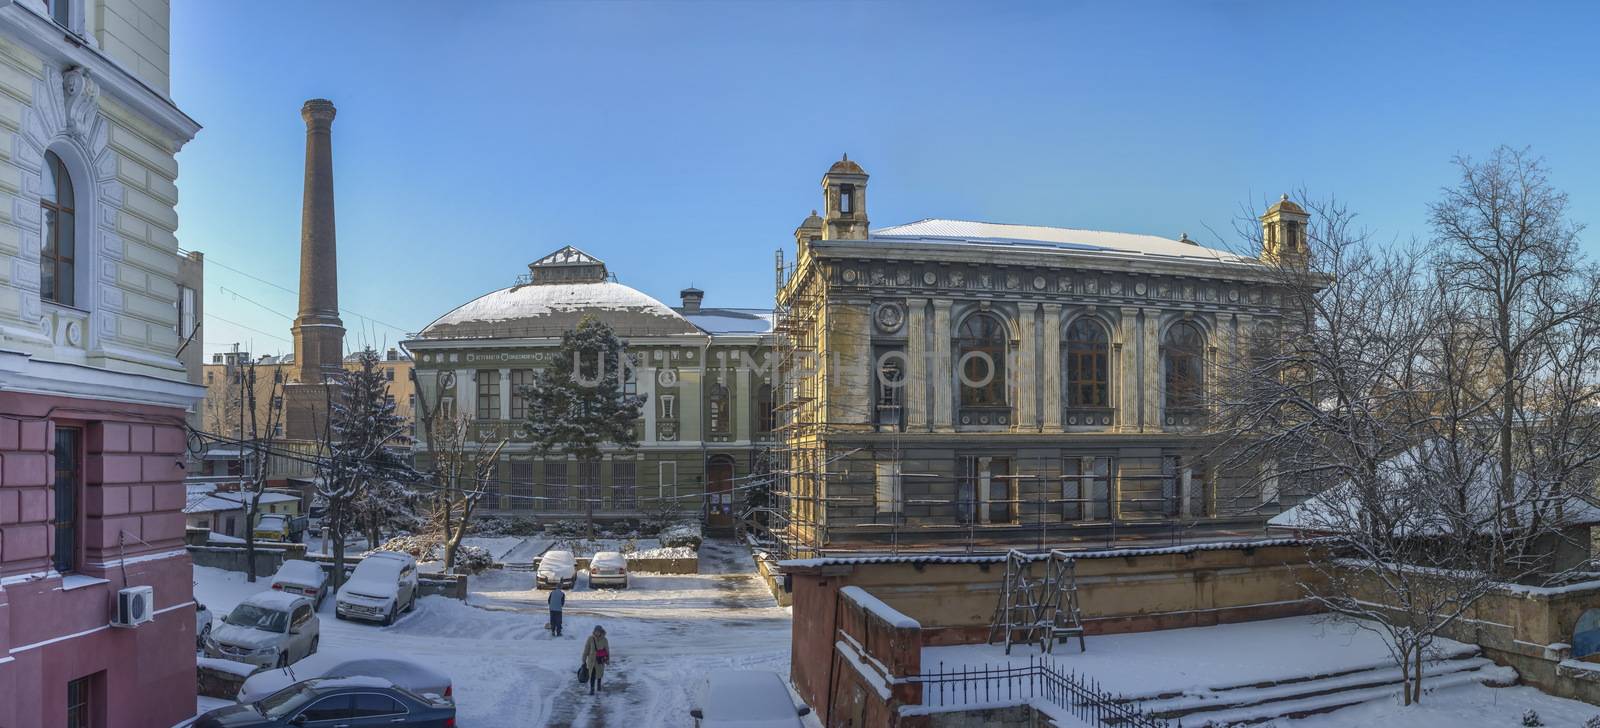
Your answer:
(410, 369), (507, 573)
(239, 357), (286, 583)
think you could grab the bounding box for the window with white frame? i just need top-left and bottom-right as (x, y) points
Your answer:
(874, 461), (902, 516)
(40, 151), (76, 307)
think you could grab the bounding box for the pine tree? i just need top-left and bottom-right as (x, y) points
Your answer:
(521, 317), (646, 538)
(318, 348), (414, 588)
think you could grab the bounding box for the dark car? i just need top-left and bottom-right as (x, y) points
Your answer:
(192, 677), (456, 728)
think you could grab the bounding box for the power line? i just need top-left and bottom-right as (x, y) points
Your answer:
(205, 313), (293, 345)
(202, 255), (416, 335)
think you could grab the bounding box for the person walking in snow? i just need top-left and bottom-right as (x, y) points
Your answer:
(582, 625), (610, 694)
(547, 585), (566, 637)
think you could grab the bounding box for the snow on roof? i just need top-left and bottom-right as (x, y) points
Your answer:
(185, 488), (299, 514)
(867, 218), (1255, 266)
(681, 308), (775, 335)
(779, 537), (1320, 570)
(241, 590), (308, 610)
(1268, 441), (1600, 534)
(415, 280), (704, 340)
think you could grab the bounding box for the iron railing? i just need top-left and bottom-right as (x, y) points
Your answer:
(908, 656), (1173, 728)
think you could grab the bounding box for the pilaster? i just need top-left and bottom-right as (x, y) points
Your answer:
(735, 363), (752, 442)
(1118, 307), (1141, 432)
(498, 368), (511, 421)
(1042, 304), (1063, 431)
(1014, 303), (1038, 431)
(931, 299), (954, 432)
(639, 366), (657, 443)
(905, 298), (929, 431)
(1142, 309), (1161, 430)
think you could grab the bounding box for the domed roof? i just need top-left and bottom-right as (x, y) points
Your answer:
(417, 247), (702, 340)
(797, 209), (823, 229)
(1266, 194), (1306, 216)
(827, 154), (866, 175)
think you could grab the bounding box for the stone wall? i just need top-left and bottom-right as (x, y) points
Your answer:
(187, 542), (307, 576)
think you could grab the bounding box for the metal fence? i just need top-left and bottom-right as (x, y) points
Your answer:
(908, 656), (1174, 728)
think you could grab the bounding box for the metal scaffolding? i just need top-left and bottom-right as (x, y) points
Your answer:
(987, 550), (1087, 655)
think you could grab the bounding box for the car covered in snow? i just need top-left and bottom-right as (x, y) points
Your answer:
(269, 559), (329, 607)
(196, 601), (214, 649)
(536, 549), (577, 589)
(335, 551), (419, 625)
(193, 676), (456, 728)
(204, 591), (320, 669)
(587, 551), (628, 589)
(689, 670), (812, 727)
(236, 649), (454, 704)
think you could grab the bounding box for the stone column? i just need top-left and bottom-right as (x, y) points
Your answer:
(1118, 307), (1141, 432)
(1042, 304), (1063, 431)
(457, 368), (474, 417)
(931, 299), (954, 431)
(735, 363), (752, 442)
(1143, 309), (1162, 430)
(638, 366), (657, 443)
(290, 99), (344, 386)
(498, 368), (512, 421)
(905, 298), (929, 431)
(1014, 303), (1037, 431)
(680, 366), (703, 443)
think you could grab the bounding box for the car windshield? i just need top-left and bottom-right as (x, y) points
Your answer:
(255, 683), (317, 718)
(225, 604), (289, 633)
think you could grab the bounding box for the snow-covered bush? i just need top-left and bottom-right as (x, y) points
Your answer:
(379, 533), (440, 558)
(450, 544), (493, 574)
(1583, 715), (1600, 728)
(472, 516), (540, 537)
(659, 522), (702, 549)
(545, 520), (587, 538)
(1521, 710), (1543, 727)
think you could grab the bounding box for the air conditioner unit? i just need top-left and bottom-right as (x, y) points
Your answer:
(112, 586), (155, 628)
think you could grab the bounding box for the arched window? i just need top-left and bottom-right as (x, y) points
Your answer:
(956, 313), (1007, 407)
(40, 151), (76, 307)
(1065, 319), (1110, 408)
(708, 382), (729, 434)
(1163, 321), (1206, 410)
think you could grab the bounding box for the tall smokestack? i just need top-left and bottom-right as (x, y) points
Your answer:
(290, 98), (345, 385)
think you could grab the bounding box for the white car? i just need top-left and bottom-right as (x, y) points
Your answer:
(236, 648), (454, 704)
(269, 559), (329, 607)
(196, 601), (214, 649)
(536, 550), (577, 589)
(690, 670), (812, 727)
(335, 551), (419, 625)
(204, 591), (320, 669)
(588, 551), (629, 589)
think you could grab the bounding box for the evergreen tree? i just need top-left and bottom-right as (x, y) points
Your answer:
(318, 348), (414, 588)
(521, 318), (646, 537)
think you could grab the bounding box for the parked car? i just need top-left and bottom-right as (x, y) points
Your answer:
(237, 649), (453, 704)
(588, 551), (629, 589)
(196, 601), (214, 649)
(253, 513), (308, 543)
(336, 551), (419, 625)
(193, 676), (456, 728)
(205, 591), (320, 669)
(689, 670), (812, 727)
(536, 550), (577, 589)
(270, 559), (330, 607)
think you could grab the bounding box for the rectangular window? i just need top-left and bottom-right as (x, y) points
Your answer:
(622, 355), (637, 395)
(613, 461), (636, 510)
(578, 460), (600, 511)
(544, 461), (568, 511)
(956, 457), (1011, 524)
(476, 370), (500, 420)
(385, 368), (395, 382)
(66, 675), (91, 728)
(509, 462), (534, 511)
(709, 384), (729, 434)
(987, 458), (1014, 524)
(874, 461), (902, 516)
(509, 369), (534, 420)
(1063, 456), (1113, 522)
(177, 286), (196, 340)
(840, 184), (854, 214)
(53, 427), (81, 573)
(659, 461), (677, 500)
(875, 347), (905, 430)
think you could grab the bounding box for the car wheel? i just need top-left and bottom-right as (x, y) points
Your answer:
(382, 607), (396, 627)
(335, 611), (347, 621)
(309, 636), (319, 655)
(407, 594), (417, 612)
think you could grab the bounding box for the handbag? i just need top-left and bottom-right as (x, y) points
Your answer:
(595, 647), (609, 664)
(577, 664), (590, 683)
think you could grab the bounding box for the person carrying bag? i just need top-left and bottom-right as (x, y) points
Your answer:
(581, 625), (611, 695)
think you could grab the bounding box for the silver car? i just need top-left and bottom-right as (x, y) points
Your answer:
(204, 591), (320, 669)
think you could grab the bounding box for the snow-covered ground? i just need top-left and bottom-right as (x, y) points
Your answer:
(1286, 684), (1600, 727)
(192, 538), (799, 727)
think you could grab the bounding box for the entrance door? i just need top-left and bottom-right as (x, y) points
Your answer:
(706, 457), (735, 529)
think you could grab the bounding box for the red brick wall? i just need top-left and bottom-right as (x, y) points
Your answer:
(0, 391), (197, 728)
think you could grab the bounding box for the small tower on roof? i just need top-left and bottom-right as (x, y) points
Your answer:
(794, 209), (823, 250)
(821, 154), (869, 240)
(1260, 194), (1310, 268)
(528, 245), (608, 284)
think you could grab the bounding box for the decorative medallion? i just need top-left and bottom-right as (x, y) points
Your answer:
(440, 372), (457, 390)
(874, 303), (905, 333)
(1005, 273), (1020, 291)
(1228, 288), (1239, 302)
(923, 271), (938, 286)
(1135, 282), (1148, 296)
(37, 316), (51, 339)
(657, 369), (679, 387)
(978, 273), (993, 289)
(896, 269), (913, 286)
(1032, 276), (1046, 291)
(1249, 289), (1262, 304)
(1059, 277), (1073, 293)
(65, 320), (80, 346)
(949, 271), (965, 288)
(842, 269), (859, 283)
(1085, 279), (1098, 294)
(1109, 281), (1122, 295)
(871, 268), (887, 286)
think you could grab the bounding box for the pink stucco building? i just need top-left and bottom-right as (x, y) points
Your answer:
(0, 2), (204, 727)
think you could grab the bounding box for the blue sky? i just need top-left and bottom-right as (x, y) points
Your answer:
(172, 1), (1600, 358)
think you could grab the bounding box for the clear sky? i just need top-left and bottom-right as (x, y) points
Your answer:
(172, 1), (1600, 358)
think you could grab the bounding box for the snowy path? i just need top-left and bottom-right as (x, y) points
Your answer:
(194, 538), (794, 728)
